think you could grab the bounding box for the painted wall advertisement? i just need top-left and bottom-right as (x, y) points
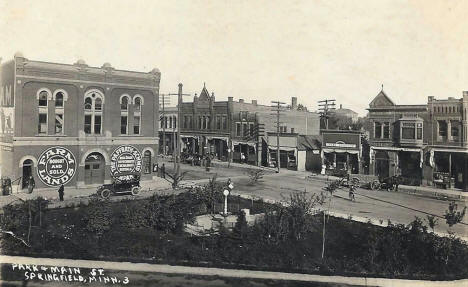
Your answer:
(110, 145), (142, 179)
(37, 147), (77, 186)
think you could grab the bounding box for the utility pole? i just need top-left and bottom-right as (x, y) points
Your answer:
(271, 101), (286, 173)
(159, 94), (171, 155)
(167, 84), (191, 180)
(318, 99), (336, 129)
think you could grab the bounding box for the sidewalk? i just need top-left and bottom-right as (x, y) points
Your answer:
(306, 173), (468, 200)
(0, 177), (172, 208)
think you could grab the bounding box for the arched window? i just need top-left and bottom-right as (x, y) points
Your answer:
(37, 89), (51, 135)
(134, 97), (141, 111)
(55, 92), (64, 108)
(133, 95), (143, 135)
(38, 91), (48, 107)
(120, 96), (129, 111)
(83, 90), (104, 135)
(84, 97), (92, 110)
(95, 98), (102, 110)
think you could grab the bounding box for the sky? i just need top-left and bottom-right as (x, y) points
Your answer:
(1, 0), (467, 115)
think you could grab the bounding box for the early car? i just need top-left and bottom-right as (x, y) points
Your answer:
(96, 173), (141, 199)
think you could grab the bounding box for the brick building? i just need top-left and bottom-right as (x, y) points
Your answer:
(0, 54), (160, 190)
(366, 89), (468, 190)
(179, 84), (321, 170)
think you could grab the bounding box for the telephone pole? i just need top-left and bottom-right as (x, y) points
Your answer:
(271, 101), (286, 173)
(318, 99), (336, 129)
(167, 84), (191, 179)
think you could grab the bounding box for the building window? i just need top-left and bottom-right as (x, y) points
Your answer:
(83, 90), (104, 135)
(121, 116), (128, 134)
(243, 123), (248, 136)
(216, 116), (221, 130)
(169, 117), (172, 129)
(291, 127), (295, 133)
(451, 121), (459, 137)
(84, 115), (92, 134)
(374, 122), (382, 139)
(134, 97), (142, 111)
(402, 122), (416, 139)
(250, 123), (255, 136)
(55, 92), (64, 108)
(222, 116), (227, 130)
(120, 96), (129, 111)
(173, 116), (177, 129)
(383, 122), (390, 139)
(38, 91), (48, 107)
(438, 121), (447, 137)
(143, 150), (151, 174)
(134, 115), (140, 134)
(236, 123), (241, 136)
(38, 113), (47, 134)
(417, 123), (423, 140)
(55, 113), (64, 134)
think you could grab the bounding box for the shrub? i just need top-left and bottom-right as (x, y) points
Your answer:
(82, 198), (113, 238)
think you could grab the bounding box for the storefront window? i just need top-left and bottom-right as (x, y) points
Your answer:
(143, 151), (151, 174)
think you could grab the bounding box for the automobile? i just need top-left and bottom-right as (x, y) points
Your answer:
(96, 172), (141, 199)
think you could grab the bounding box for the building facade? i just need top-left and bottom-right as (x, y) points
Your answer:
(159, 106), (178, 155)
(178, 84), (321, 169)
(0, 54), (160, 190)
(366, 89), (468, 190)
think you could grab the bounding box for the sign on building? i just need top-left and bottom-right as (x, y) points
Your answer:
(37, 147), (76, 186)
(110, 145), (142, 176)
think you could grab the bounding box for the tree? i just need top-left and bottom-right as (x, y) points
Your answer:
(426, 215), (438, 233)
(444, 201), (466, 227)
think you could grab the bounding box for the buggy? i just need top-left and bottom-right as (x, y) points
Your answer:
(96, 172), (141, 199)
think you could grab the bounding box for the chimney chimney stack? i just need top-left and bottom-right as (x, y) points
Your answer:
(239, 99), (244, 103)
(291, 97), (298, 109)
(340, 104), (342, 109)
(252, 100), (257, 105)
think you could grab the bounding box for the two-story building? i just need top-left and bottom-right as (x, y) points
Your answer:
(178, 84), (321, 170)
(0, 54), (160, 190)
(159, 106), (178, 155)
(425, 94), (468, 190)
(367, 89), (468, 190)
(367, 89), (428, 185)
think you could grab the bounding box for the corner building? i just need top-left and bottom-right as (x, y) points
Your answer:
(0, 54), (160, 190)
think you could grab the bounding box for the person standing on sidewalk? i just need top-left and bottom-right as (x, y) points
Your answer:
(58, 184), (64, 201)
(27, 176), (35, 194)
(161, 163), (166, 179)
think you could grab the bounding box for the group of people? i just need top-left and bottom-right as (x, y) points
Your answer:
(26, 175), (65, 201)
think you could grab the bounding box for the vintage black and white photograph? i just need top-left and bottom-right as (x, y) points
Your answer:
(0, 1), (467, 286)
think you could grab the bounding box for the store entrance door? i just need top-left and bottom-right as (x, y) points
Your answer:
(84, 153), (105, 185)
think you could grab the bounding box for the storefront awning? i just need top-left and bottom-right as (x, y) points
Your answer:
(232, 140), (256, 147)
(268, 146), (296, 152)
(322, 148), (359, 155)
(181, 135), (197, 139)
(371, 146), (421, 152)
(430, 148), (468, 154)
